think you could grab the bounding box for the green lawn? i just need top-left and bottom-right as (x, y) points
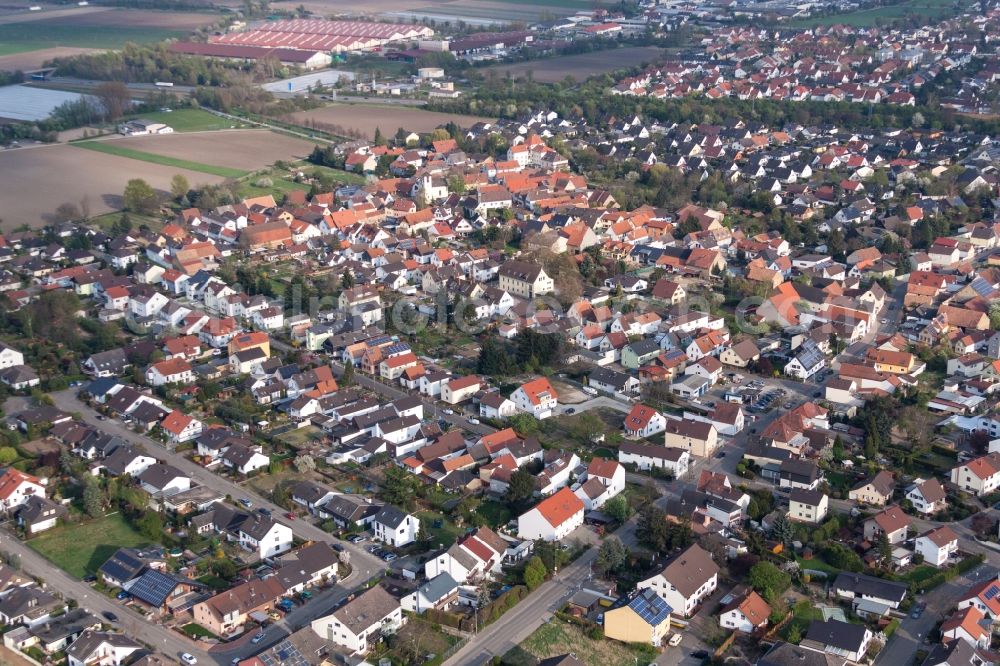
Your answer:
(74, 141), (248, 178)
(795, 554), (841, 577)
(181, 623), (218, 639)
(902, 565), (940, 585)
(28, 514), (150, 578)
(0, 23), (185, 56)
(417, 510), (463, 547)
(236, 176), (311, 202)
(127, 109), (238, 133)
(477, 499), (512, 529)
(89, 210), (164, 232)
(297, 164), (366, 186)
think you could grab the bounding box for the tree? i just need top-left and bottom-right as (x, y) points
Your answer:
(373, 126), (386, 147)
(381, 466), (420, 510)
(342, 359), (355, 386)
(53, 202), (81, 223)
(505, 469), (536, 510)
(770, 513), (794, 547)
(83, 477), (103, 518)
(637, 505), (671, 554)
(170, 174), (190, 201)
(523, 555), (547, 590)
(137, 511), (164, 541)
(786, 623), (802, 644)
(877, 531), (892, 568)
(603, 494), (631, 523)
(94, 81), (131, 121)
(0, 447), (17, 465)
(122, 178), (159, 215)
(823, 543), (863, 572)
(748, 561), (791, 604)
(595, 537), (627, 576)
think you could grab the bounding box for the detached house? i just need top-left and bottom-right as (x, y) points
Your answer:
(637, 543), (719, 617)
(720, 589), (771, 633)
(0, 468), (45, 513)
(848, 470), (895, 506)
(371, 505), (419, 547)
(517, 487), (585, 542)
(511, 377), (558, 420)
(624, 404), (667, 438)
(664, 419), (718, 458)
(498, 261), (553, 299)
(863, 505), (911, 544)
(951, 453), (1000, 496)
(905, 477), (947, 515)
(915, 526), (959, 567)
(310, 585), (402, 656)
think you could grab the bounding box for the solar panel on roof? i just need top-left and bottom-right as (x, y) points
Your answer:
(985, 585), (999, 600)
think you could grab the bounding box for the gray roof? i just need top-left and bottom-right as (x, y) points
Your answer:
(759, 642), (845, 666)
(805, 618), (868, 652)
(331, 585), (399, 634)
(415, 572), (458, 602)
(374, 505), (410, 530)
(833, 572), (907, 604)
(66, 630), (141, 661)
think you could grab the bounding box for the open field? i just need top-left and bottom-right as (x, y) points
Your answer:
(786, 0), (962, 26)
(488, 46), (664, 83)
(518, 618), (654, 666)
(0, 46), (100, 72)
(0, 142), (226, 226)
(28, 513), (150, 578)
(125, 109), (244, 133)
(75, 141), (249, 178)
(0, 8), (216, 57)
(287, 104), (493, 139)
(97, 130), (319, 171)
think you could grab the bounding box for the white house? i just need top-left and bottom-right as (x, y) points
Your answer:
(638, 544), (719, 616)
(401, 572), (459, 614)
(915, 526), (959, 568)
(479, 392), (516, 419)
(0, 468), (45, 513)
(804, 619), (873, 663)
(574, 457), (625, 510)
(424, 526), (509, 583)
(618, 443), (689, 477)
(0, 343), (25, 369)
(517, 487), (584, 541)
(145, 358), (194, 387)
(950, 453), (1000, 497)
(784, 340), (826, 380)
(511, 377), (558, 420)
(624, 404), (667, 438)
(66, 630), (142, 666)
(371, 505), (420, 547)
(238, 517), (293, 559)
(310, 585), (403, 656)
(719, 589), (771, 633)
(137, 464), (190, 496)
(788, 488), (829, 524)
(222, 444), (270, 476)
(940, 607), (990, 649)
(905, 477), (947, 515)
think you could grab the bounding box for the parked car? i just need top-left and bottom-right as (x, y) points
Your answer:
(252, 632), (265, 644)
(83, 575), (97, 583)
(668, 633), (683, 647)
(238, 498), (253, 508)
(348, 534), (364, 544)
(116, 591), (130, 600)
(102, 611), (118, 623)
(564, 408), (576, 414)
(381, 553), (397, 562)
(467, 417), (480, 425)
(442, 408), (455, 415)
(180, 654), (197, 665)
(284, 512), (295, 520)
(257, 507), (271, 517)
(332, 543), (345, 553)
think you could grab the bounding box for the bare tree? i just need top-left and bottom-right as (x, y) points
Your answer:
(95, 81), (132, 122)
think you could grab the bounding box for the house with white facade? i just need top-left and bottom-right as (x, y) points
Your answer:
(637, 544), (719, 616)
(915, 526), (959, 568)
(517, 487), (584, 541)
(310, 585), (403, 656)
(511, 377), (558, 420)
(371, 505), (419, 547)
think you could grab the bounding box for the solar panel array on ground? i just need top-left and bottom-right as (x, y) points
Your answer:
(209, 19), (432, 53)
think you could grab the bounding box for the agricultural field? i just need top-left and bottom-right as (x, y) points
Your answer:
(488, 46), (664, 84)
(0, 7), (217, 58)
(287, 103), (493, 140)
(0, 47), (100, 72)
(28, 513), (150, 578)
(98, 130), (319, 171)
(786, 0), (964, 26)
(75, 141), (249, 179)
(0, 142), (226, 226)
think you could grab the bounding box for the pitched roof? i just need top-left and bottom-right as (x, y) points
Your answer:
(656, 543), (719, 597)
(531, 487), (584, 528)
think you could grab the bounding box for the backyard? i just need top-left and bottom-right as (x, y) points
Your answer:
(28, 513), (150, 578)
